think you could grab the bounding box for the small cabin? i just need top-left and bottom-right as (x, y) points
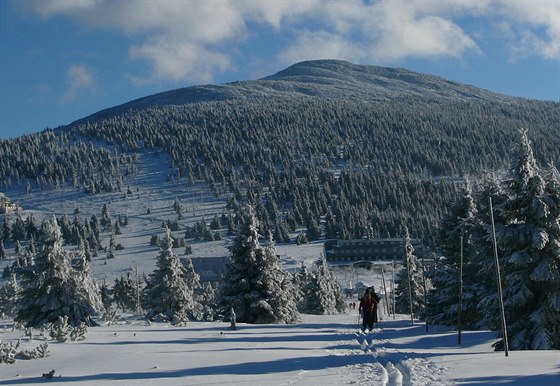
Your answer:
(0, 193), (18, 214)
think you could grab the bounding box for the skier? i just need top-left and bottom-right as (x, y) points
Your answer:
(359, 287), (379, 332)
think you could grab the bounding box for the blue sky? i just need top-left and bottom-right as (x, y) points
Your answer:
(1, 0), (559, 139)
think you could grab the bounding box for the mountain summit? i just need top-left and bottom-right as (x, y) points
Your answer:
(73, 60), (513, 126)
(262, 59), (500, 101)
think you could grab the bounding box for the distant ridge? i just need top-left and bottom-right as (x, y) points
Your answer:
(70, 59), (517, 127)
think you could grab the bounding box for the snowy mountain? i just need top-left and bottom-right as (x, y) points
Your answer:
(1, 61), (559, 384)
(72, 59), (518, 124)
(2, 60), (558, 252)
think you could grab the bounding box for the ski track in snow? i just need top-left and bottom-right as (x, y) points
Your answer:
(348, 327), (451, 385)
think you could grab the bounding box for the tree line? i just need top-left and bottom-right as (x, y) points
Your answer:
(0, 207), (346, 329)
(2, 93), (558, 246)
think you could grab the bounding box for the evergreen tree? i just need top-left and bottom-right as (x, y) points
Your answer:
(14, 240), (22, 256)
(490, 130), (560, 350)
(11, 215), (26, 242)
(143, 227), (198, 321)
(296, 232), (308, 245)
(394, 229), (425, 318)
(0, 273), (18, 317)
(2, 216), (10, 243)
(429, 182), (481, 328)
(113, 273), (139, 313)
(100, 203), (112, 232)
(99, 280), (113, 313)
(471, 174), (510, 332)
(89, 214), (102, 247)
(184, 242), (192, 255)
(306, 217), (322, 241)
(273, 220), (290, 243)
(114, 220), (121, 235)
(293, 262), (311, 309)
(191, 282), (216, 321)
(24, 213), (38, 240)
(210, 214), (221, 230)
(299, 255), (346, 314)
(0, 239), (5, 260)
(217, 207), (300, 324)
(71, 248), (104, 318)
(16, 215), (101, 327)
(107, 233), (116, 260)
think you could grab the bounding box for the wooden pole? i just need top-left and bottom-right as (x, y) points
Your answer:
(391, 259), (396, 319)
(406, 244), (414, 325)
(135, 265), (141, 315)
(489, 197), (509, 357)
(421, 254), (429, 332)
(458, 236), (464, 345)
(381, 266), (391, 317)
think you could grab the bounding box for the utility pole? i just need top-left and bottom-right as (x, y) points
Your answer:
(136, 265), (141, 315)
(421, 254), (429, 332)
(391, 259), (396, 319)
(381, 266), (391, 317)
(458, 236), (464, 345)
(406, 244), (414, 325)
(489, 197), (509, 357)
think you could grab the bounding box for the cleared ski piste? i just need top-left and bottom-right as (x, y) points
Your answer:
(1, 312), (558, 386)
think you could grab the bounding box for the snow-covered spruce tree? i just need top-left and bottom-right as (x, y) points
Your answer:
(0, 239), (5, 260)
(394, 229), (425, 318)
(100, 203), (112, 232)
(71, 247), (104, 318)
(299, 254), (346, 315)
(143, 227), (199, 321)
(191, 282), (216, 322)
(429, 182), (481, 328)
(16, 215), (101, 327)
(113, 272), (140, 313)
(182, 254), (205, 320)
(543, 164), (560, 346)
(293, 262), (311, 310)
(217, 207), (300, 324)
(0, 273), (18, 317)
(471, 174), (509, 333)
(489, 130), (560, 350)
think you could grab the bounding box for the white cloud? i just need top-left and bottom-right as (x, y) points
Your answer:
(17, 0), (97, 19)
(18, 0), (559, 86)
(61, 64), (96, 103)
(239, 1), (320, 30)
(496, 1), (560, 59)
(320, 1), (484, 62)
(277, 29), (364, 66)
(129, 38), (230, 84)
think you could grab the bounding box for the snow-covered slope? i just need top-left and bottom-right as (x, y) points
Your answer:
(1, 313), (558, 385)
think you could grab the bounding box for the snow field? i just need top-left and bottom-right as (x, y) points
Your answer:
(2, 311), (559, 385)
